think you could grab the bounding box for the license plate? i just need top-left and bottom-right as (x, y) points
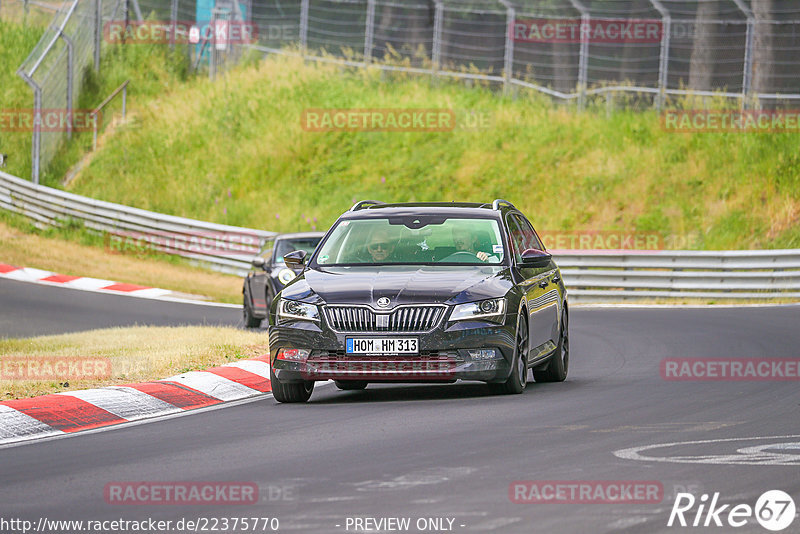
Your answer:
(346, 337), (419, 355)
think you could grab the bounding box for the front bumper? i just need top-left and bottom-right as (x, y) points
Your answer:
(269, 318), (516, 383)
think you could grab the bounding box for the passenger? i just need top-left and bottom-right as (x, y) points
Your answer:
(452, 227), (496, 262)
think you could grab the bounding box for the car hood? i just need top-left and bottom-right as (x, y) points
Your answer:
(281, 265), (514, 307)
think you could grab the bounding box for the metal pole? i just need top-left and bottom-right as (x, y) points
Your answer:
(299, 0), (309, 56)
(170, 0), (178, 50)
(61, 32), (74, 140)
(499, 0), (515, 93)
(209, 9), (216, 80)
(129, 0), (142, 21)
(648, 0), (671, 110)
(94, 0), (102, 72)
(364, 0), (375, 64)
(18, 71), (41, 184)
(432, 1), (443, 79)
(731, 0), (754, 109)
(122, 0), (128, 44)
(742, 18), (754, 109)
(569, 0), (589, 111)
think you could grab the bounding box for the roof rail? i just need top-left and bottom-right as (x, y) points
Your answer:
(491, 199), (515, 211)
(349, 200), (385, 211)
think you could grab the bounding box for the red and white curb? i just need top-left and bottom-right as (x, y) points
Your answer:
(0, 262), (234, 306)
(0, 356), (272, 446)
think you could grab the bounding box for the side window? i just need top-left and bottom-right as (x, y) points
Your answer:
(514, 215), (544, 251)
(259, 238), (275, 263)
(505, 215), (526, 263)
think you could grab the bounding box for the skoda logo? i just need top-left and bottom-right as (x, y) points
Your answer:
(376, 297), (391, 308)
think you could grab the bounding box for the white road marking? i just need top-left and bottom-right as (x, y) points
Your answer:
(57, 387), (181, 421)
(222, 359), (272, 378)
(164, 371), (262, 401)
(614, 434), (800, 466)
(0, 405), (63, 444)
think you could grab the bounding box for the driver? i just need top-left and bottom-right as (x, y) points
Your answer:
(365, 228), (398, 262)
(452, 227), (495, 262)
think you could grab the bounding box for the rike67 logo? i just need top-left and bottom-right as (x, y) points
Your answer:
(668, 490), (796, 531)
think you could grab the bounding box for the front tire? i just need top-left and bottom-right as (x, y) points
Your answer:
(489, 314), (528, 395)
(243, 294), (261, 328)
(334, 380), (368, 390)
(533, 308), (568, 382)
(270, 365), (314, 403)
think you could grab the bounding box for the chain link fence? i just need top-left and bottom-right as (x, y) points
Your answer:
(14, 0), (129, 183)
(10, 0), (800, 182)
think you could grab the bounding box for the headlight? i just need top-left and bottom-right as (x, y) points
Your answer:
(277, 268), (296, 285)
(278, 299), (320, 322)
(450, 298), (506, 322)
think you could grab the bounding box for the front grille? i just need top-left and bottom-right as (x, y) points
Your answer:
(323, 305), (445, 333)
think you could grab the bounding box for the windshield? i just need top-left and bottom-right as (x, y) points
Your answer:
(314, 217), (505, 266)
(274, 237), (321, 264)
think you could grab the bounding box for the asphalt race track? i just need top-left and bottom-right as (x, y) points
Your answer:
(0, 279), (241, 336)
(1, 278), (799, 533)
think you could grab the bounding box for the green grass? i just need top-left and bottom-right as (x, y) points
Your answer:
(62, 54), (800, 250)
(0, 5), (191, 183)
(4, 6), (800, 251)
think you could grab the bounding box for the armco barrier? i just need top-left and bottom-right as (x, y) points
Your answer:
(0, 170), (274, 276)
(2, 170), (799, 301)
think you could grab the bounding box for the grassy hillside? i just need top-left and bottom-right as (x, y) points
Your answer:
(64, 54), (800, 250)
(0, 6), (191, 182)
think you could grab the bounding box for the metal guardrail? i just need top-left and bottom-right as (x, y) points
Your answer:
(1, 170), (799, 300)
(555, 250), (800, 302)
(0, 170), (275, 276)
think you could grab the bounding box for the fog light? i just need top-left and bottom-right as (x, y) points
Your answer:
(467, 349), (497, 360)
(276, 348), (310, 361)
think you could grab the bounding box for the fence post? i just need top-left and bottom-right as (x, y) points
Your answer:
(432, 1), (443, 79)
(299, 0), (309, 56)
(60, 32), (74, 141)
(648, 0), (670, 110)
(170, 0), (178, 50)
(94, 0), (102, 72)
(499, 0), (515, 94)
(742, 18), (754, 109)
(364, 0), (375, 64)
(731, 0), (754, 109)
(569, 0), (589, 111)
(18, 71), (41, 184)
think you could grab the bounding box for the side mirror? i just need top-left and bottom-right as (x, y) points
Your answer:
(520, 248), (552, 268)
(251, 257), (266, 269)
(283, 250), (307, 269)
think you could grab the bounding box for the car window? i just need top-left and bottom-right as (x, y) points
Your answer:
(257, 238), (275, 263)
(505, 215), (526, 263)
(274, 237), (322, 264)
(513, 214), (544, 251)
(315, 217), (505, 265)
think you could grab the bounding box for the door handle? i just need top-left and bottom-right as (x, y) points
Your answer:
(538, 280), (549, 288)
(552, 275), (560, 283)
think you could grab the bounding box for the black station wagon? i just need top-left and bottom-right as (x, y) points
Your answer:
(268, 200), (569, 402)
